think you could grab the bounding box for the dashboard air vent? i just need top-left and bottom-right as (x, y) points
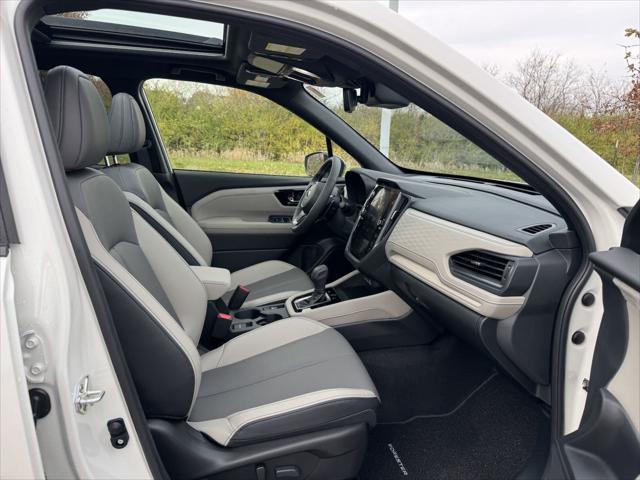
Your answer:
(520, 223), (553, 235)
(450, 250), (512, 284)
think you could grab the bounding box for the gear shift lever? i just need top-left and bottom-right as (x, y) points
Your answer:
(300, 265), (329, 308)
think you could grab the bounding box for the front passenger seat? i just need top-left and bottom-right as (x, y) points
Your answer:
(45, 65), (378, 480)
(103, 92), (313, 307)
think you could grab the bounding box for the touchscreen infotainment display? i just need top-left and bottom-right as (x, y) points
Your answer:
(349, 185), (400, 259)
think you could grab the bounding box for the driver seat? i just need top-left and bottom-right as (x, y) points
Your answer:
(102, 93), (312, 307)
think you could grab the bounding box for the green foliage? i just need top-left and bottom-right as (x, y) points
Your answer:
(554, 114), (639, 181)
(144, 82), (638, 185)
(145, 87), (327, 160)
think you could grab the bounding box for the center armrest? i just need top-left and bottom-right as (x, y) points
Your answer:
(190, 266), (231, 301)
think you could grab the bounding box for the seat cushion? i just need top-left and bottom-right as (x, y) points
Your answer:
(189, 318), (379, 446)
(226, 260), (313, 307)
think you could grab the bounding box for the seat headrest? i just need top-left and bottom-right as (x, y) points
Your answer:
(107, 93), (146, 155)
(44, 66), (110, 171)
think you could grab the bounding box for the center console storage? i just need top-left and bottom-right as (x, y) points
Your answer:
(229, 301), (289, 334)
(286, 271), (410, 328)
(290, 272), (377, 313)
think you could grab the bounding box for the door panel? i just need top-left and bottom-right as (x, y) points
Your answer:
(191, 186), (302, 234)
(174, 170), (309, 208)
(174, 170), (310, 271)
(560, 201), (640, 479)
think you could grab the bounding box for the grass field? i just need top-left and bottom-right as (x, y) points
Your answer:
(171, 154), (307, 176)
(171, 153), (640, 185)
(169, 151), (524, 182)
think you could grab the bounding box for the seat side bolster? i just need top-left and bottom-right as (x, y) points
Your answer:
(161, 189), (213, 265)
(188, 388), (378, 446)
(77, 209), (202, 411)
(124, 192), (209, 266)
(132, 210), (208, 346)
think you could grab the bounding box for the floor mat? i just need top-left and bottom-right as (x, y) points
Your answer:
(359, 374), (546, 480)
(359, 336), (495, 423)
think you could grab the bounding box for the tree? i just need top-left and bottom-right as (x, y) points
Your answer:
(506, 49), (583, 115)
(620, 28), (640, 183)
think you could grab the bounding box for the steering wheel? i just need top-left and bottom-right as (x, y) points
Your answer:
(291, 156), (342, 234)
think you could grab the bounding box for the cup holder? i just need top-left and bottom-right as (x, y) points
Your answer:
(234, 309), (261, 320)
(257, 313), (282, 325)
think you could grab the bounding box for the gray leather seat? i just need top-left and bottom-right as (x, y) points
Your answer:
(45, 65), (377, 476)
(102, 93), (313, 307)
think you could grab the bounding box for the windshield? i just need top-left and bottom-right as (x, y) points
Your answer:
(307, 86), (523, 183)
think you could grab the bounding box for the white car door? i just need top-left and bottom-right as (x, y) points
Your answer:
(0, 167), (45, 480)
(558, 200), (640, 478)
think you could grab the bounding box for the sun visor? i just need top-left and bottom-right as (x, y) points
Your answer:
(247, 53), (289, 75)
(248, 32), (324, 60)
(236, 63), (287, 89)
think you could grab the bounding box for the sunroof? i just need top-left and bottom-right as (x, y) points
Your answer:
(43, 9), (225, 47)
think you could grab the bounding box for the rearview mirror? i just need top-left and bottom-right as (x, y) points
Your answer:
(343, 88), (358, 113)
(304, 152), (329, 176)
(343, 83), (409, 112)
(364, 83), (410, 109)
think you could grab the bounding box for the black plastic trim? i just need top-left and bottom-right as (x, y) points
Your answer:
(621, 199), (640, 254)
(590, 247), (640, 291)
(449, 250), (539, 296)
(149, 419), (368, 480)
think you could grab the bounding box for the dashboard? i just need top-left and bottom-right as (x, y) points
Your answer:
(338, 168), (581, 396)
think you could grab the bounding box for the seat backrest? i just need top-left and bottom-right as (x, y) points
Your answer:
(45, 66), (206, 419)
(103, 93), (213, 267)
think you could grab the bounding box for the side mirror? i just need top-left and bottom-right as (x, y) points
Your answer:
(304, 152), (347, 177)
(304, 152), (329, 176)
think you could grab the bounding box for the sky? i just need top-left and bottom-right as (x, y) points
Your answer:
(86, 9), (225, 39)
(388, 0), (639, 81)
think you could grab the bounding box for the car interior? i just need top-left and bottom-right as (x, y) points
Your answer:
(22, 2), (590, 479)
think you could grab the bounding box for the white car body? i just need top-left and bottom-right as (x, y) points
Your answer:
(1, 0), (637, 478)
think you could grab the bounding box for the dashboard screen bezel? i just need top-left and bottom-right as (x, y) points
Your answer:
(346, 181), (404, 261)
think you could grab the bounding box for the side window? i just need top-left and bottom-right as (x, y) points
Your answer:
(143, 79), (357, 176)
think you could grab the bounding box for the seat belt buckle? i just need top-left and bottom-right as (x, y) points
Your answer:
(228, 285), (250, 310)
(212, 312), (233, 338)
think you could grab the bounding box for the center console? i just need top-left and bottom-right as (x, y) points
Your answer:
(286, 271), (411, 328)
(290, 271), (374, 313)
(227, 301), (289, 334)
(206, 180), (410, 342)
